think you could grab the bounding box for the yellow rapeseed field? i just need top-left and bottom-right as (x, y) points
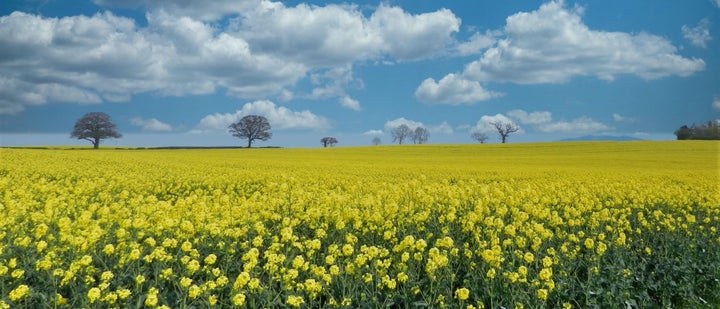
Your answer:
(1, 141), (718, 308)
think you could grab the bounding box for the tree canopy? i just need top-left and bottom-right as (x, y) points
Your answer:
(71, 112), (122, 149)
(490, 121), (519, 144)
(321, 137), (338, 147)
(391, 124), (412, 144)
(674, 121), (720, 140)
(228, 115), (272, 148)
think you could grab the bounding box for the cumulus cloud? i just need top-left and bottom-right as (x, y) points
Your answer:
(384, 117), (424, 131)
(713, 97), (720, 111)
(429, 121), (454, 134)
(236, 2), (459, 64)
(471, 114), (522, 134)
(368, 5), (460, 61)
(130, 117), (173, 132)
(612, 113), (636, 122)
(362, 129), (384, 135)
(384, 117), (453, 134)
(507, 109), (552, 124)
(306, 66), (363, 109)
(415, 73), (502, 105)
(455, 31), (498, 56)
(92, 0), (260, 21)
(537, 117), (610, 133)
(484, 109), (610, 134)
(463, 1), (705, 83)
(195, 100), (329, 132)
(682, 18), (712, 48)
(339, 96), (361, 111)
(0, 2), (461, 114)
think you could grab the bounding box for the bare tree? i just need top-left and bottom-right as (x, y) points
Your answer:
(71, 112), (122, 149)
(471, 132), (489, 144)
(489, 121), (519, 144)
(391, 124), (412, 144)
(372, 136), (381, 145)
(228, 115), (272, 148)
(321, 137), (338, 147)
(412, 127), (429, 144)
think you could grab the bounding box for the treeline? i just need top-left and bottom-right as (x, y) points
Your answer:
(674, 120), (720, 140)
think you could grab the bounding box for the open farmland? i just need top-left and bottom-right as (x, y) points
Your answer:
(1, 141), (718, 308)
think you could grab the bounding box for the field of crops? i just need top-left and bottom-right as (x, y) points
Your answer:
(1, 141), (718, 308)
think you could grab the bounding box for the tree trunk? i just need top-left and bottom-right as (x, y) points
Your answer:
(501, 135), (507, 144)
(247, 139), (252, 148)
(93, 138), (100, 149)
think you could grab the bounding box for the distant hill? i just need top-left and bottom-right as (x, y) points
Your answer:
(560, 135), (643, 142)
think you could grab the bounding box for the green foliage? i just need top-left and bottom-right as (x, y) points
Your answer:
(675, 120), (720, 140)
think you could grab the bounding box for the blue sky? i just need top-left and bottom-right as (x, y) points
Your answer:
(1, 0), (718, 147)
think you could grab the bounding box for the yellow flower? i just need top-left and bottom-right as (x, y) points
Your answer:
(188, 285), (202, 299)
(232, 293), (246, 306)
(523, 252), (534, 264)
(539, 268), (553, 281)
(455, 288), (470, 301)
(103, 244), (115, 255)
(8, 285), (30, 302)
(181, 241), (193, 252)
(584, 238), (594, 250)
(11, 269), (24, 279)
(342, 244), (354, 256)
(55, 293), (67, 306)
(101, 271), (114, 282)
(145, 287), (159, 307)
(187, 259), (201, 274)
(536, 288), (548, 301)
(204, 254), (217, 265)
(129, 248), (141, 260)
(208, 295), (218, 305)
(117, 289), (132, 300)
(87, 287), (101, 303)
(135, 274), (146, 285)
(486, 268), (496, 279)
(518, 266), (528, 277)
(542, 256), (553, 268)
(180, 276), (193, 288)
(286, 295), (305, 307)
(397, 272), (409, 283)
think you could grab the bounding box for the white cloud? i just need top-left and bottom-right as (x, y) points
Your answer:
(384, 117), (424, 131)
(0, 2), (461, 114)
(415, 73), (502, 105)
(92, 0), (260, 21)
(383, 117), (453, 134)
(428, 121), (454, 134)
(612, 113), (636, 122)
(455, 31), (498, 56)
(716, 0), (720, 8)
(339, 96), (361, 111)
(131, 117), (173, 132)
(537, 117), (610, 133)
(362, 129), (384, 135)
(713, 97), (720, 111)
(237, 2), (460, 65)
(682, 18), (712, 48)
(463, 1), (705, 84)
(472, 114), (522, 134)
(369, 5), (460, 61)
(507, 109), (552, 124)
(195, 100), (329, 132)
